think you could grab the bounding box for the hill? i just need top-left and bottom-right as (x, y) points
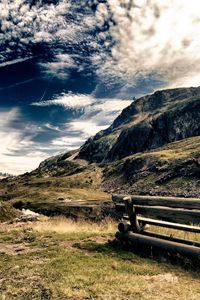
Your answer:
(29, 86), (200, 198)
(0, 201), (20, 222)
(0, 87), (200, 217)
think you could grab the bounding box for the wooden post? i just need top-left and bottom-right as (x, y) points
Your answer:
(123, 196), (141, 233)
(118, 222), (132, 233)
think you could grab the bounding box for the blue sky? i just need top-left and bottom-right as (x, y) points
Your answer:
(0, 0), (200, 174)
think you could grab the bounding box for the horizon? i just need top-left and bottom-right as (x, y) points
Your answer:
(1, 0), (200, 175)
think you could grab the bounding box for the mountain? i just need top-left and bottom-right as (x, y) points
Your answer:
(0, 172), (13, 179)
(1, 86), (200, 219)
(31, 86), (200, 197)
(78, 87), (200, 162)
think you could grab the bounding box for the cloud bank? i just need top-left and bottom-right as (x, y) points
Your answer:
(93, 0), (200, 90)
(0, 109), (49, 174)
(1, 1), (200, 92)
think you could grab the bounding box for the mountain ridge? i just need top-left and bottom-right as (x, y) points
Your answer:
(77, 86), (200, 163)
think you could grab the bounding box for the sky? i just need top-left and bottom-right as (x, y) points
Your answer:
(0, 0), (200, 175)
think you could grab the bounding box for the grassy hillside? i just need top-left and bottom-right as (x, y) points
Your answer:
(103, 136), (200, 197)
(0, 136), (200, 220)
(0, 165), (110, 220)
(0, 202), (20, 222)
(0, 164), (107, 200)
(0, 131), (199, 299)
(0, 217), (200, 300)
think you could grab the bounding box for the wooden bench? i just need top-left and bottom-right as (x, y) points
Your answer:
(112, 194), (200, 259)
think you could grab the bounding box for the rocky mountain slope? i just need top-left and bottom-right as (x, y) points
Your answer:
(78, 87), (200, 162)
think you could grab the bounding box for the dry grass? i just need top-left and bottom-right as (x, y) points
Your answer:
(33, 216), (116, 235)
(0, 201), (20, 222)
(145, 225), (200, 243)
(33, 217), (200, 243)
(120, 136), (200, 162)
(142, 136), (200, 160)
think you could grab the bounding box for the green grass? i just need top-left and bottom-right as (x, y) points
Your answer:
(0, 218), (200, 299)
(124, 136), (200, 161)
(0, 202), (20, 222)
(0, 165), (110, 219)
(147, 136), (200, 160)
(103, 136), (200, 196)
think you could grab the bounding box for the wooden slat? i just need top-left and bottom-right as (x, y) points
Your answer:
(142, 231), (200, 248)
(116, 204), (200, 225)
(137, 216), (200, 233)
(112, 194), (200, 210)
(116, 232), (200, 259)
(135, 205), (200, 225)
(117, 203), (200, 225)
(117, 221), (200, 246)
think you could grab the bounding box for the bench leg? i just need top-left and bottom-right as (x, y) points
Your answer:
(124, 197), (142, 233)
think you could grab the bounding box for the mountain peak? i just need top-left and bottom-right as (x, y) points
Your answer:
(78, 86), (200, 162)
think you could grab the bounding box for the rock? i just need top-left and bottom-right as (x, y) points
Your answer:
(144, 273), (178, 284)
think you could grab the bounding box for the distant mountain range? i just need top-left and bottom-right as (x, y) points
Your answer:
(0, 172), (12, 178)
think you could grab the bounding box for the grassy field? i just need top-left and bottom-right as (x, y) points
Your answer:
(0, 217), (200, 300)
(133, 136), (200, 161)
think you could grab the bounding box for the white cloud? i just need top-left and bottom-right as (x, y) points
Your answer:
(40, 54), (77, 79)
(1, 1), (200, 90)
(0, 1), (96, 69)
(45, 92), (131, 133)
(63, 98), (132, 145)
(0, 109), (22, 155)
(0, 109), (49, 175)
(0, 0), (71, 62)
(32, 92), (132, 153)
(94, 0), (200, 88)
(0, 152), (48, 176)
(32, 93), (93, 109)
(52, 136), (86, 149)
(68, 120), (108, 138)
(0, 56), (34, 68)
(0, 97), (131, 174)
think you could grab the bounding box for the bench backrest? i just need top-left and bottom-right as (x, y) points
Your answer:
(112, 194), (200, 225)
